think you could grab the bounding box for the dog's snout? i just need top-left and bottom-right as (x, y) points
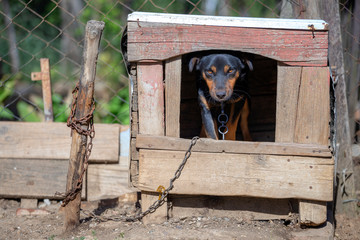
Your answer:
(216, 91), (226, 99)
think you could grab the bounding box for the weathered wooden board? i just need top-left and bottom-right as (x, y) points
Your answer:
(0, 158), (85, 199)
(141, 191), (167, 224)
(137, 62), (164, 135)
(294, 67), (330, 145)
(293, 67), (330, 226)
(127, 22), (328, 66)
(138, 149), (333, 201)
(165, 56), (182, 137)
(87, 163), (132, 201)
(0, 122), (120, 163)
(299, 200), (327, 226)
(276, 65), (302, 142)
(136, 135), (332, 158)
(128, 12), (328, 30)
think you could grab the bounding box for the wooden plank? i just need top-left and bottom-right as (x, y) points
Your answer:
(141, 191), (167, 224)
(294, 67), (330, 145)
(299, 200), (327, 226)
(275, 65), (302, 142)
(165, 56), (181, 137)
(128, 12), (328, 30)
(87, 164), (132, 201)
(0, 159), (85, 199)
(292, 67), (330, 226)
(136, 134), (332, 158)
(137, 62), (164, 135)
(127, 22), (328, 66)
(20, 199), (38, 209)
(0, 122), (120, 163)
(138, 149), (334, 201)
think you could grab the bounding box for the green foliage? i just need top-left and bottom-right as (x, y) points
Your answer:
(1, 0), (281, 124)
(95, 87), (129, 125)
(47, 235), (56, 240)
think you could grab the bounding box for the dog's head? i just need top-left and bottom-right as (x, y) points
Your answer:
(189, 54), (252, 102)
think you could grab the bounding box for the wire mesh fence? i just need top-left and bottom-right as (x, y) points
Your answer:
(0, 0), (359, 136)
(0, 0), (281, 125)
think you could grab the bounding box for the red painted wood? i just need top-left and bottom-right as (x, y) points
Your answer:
(127, 23), (328, 66)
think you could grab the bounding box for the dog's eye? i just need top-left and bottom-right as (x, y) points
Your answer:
(206, 70), (213, 75)
(228, 69), (234, 73)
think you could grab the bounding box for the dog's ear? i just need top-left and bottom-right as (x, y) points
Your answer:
(244, 59), (253, 71)
(189, 57), (200, 72)
(239, 58), (253, 72)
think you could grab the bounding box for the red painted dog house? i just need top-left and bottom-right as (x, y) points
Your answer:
(125, 12), (332, 226)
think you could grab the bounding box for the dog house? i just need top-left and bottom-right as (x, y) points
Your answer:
(124, 12), (332, 226)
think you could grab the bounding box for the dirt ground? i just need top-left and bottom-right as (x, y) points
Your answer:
(0, 196), (358, 240)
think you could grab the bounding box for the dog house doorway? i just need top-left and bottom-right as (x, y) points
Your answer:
(180, 51), (277, 142)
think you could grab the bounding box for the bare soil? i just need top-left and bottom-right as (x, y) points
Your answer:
(0, 197), (358, 240)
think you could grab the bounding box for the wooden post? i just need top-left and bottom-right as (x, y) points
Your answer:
(64, 20), (104, 231)
(137, 61), (167, 224)
(319, 0), (357, 218)
(31, 58), (53, 122)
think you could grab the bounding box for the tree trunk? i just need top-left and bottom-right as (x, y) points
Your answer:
(64, 20), (105, 231)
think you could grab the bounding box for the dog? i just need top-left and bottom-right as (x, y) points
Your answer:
(189, 53), (253, 141)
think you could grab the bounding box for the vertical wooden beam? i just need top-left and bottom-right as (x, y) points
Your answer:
(31, 58), (53, 122)
(137, 62), (164, 135)
(294, 67), (330, 146)
(64, 20), (104, 231)
(276, 65), (331, 226)
(294, 67), (330, 226)
(165, 56), (182, 137)
(275, 65), (301, 142)
(319, 0), (357, 217)
(137, 61), (167, 223)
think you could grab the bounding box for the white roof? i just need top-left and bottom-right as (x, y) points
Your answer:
(128, 12), (328, 31)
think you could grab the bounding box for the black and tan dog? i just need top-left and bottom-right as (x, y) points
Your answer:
(189, 53), (253, 141)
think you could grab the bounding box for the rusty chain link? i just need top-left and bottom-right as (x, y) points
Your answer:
(56, 83), (95, 207)
(82, 136), (199, 222)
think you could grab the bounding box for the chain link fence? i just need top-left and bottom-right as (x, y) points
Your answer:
(0, 0), (359, 134)
(0, 0), (281, 124)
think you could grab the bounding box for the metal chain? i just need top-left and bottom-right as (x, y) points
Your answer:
(82, 136), (200, 222)
(218, 103), (229, 140)
(56, 83), (95, 207)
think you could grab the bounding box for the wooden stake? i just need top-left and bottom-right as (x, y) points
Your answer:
(64, 20), (104, 231)
(31, 58), (53, 122)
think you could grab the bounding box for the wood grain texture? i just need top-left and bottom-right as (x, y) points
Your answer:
(127, 22), (328, 66)
(0, 122), (120, 163)
(299, 200), (327, 226)
(87, 164), (132, 201)
(31, 58), (53, 122)
(64, 20), (104, 230)
(275, 65), (302, 142)
(136, 134), (332, 158)
(141, 191), (167, 224)
(137, 62), (164, 136)
(0, 158), (85, 199)
(293, 67), (331, 226)
(138, 149), (333, 201)
(294, 67), (330, 145)
(165, 57), (182, 137)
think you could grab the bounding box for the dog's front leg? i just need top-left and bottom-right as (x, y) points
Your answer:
(198, 90), (218, 140)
